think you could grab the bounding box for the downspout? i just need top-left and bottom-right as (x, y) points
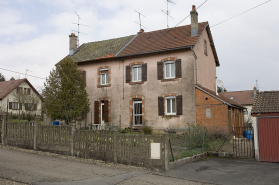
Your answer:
(191, 47), (198, 84)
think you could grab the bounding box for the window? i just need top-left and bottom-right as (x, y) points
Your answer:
(100, 69), (108, 85)
(158, 95), (182, 116)
(164, 61), (175, 79)
(132, 65), (142, 82)
(165, 96), (176, 115)
(133, 100), (142, 125)
(204, 40), (207, 55)
(12, 102), (18, 110)
(25, 103), (37, 111)
(206, 108), (211, 118)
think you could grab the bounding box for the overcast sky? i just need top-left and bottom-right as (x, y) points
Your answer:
(1, 0), (278, 92)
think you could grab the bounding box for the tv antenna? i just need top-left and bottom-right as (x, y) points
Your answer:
(25, 69), (32, 78)
(162, 0), (176, 28)
(135, 10), (147, 30)
(72, 11), (89, 47)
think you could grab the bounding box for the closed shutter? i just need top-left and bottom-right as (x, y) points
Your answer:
(9, 102), (12, 109)
(94, 101), (99, 124)
(19, 103), (22, 110)
(157, 62), (163, 80)
(34, 104), (37, 111)
(104, 100), (109, 122)
(176, 95), (183, 115)
(126, 65), (130, 83)
(27, 88), (31, 95)
(142, 63), (147, 81)
(175, 59), (182, 78)
(158, 97), (164, 116)
(81, 70), (86, 85)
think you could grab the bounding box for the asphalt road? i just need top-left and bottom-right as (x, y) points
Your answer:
(0, 147), (202, 185)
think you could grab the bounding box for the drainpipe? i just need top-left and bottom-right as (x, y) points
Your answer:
(191, 47), (198, 84)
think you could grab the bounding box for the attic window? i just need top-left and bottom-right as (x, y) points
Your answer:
(230, 97), (234, 100)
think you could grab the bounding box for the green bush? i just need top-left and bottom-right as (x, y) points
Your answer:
(143, 126), (153, 135)
(27, 114), (32, 121)
(120, 127), (131, 134)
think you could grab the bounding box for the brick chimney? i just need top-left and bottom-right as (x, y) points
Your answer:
(190, 5), (199, 37)
(138, 29), (144, 34)
(69, 33), (78, 56)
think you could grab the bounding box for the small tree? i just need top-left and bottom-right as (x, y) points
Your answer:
(43, 57), (89, 124)
(0, 73), (5, 81)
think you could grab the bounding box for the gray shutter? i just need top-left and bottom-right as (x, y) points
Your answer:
(157, 62), (163, 80)
(176, 95), (183, 115)
(94, 101), (99, 124)
(158, 97), (164, 116)
(175, 59), (182, 78)
(9, 102), (12, 109)
(104, 100), (109, 122)
(126, 65), (130, 83)
(142, 63), (147, 81)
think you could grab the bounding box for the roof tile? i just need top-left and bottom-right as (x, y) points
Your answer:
(251, 91), (279, 114)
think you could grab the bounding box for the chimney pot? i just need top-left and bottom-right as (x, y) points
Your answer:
(69, 33), (78, 56)
(190, 5), (199, 37)
(192, 5), (196, 11)
(138, 29), (144, 34)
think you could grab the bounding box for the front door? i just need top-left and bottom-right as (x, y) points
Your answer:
(133, 100), (142, 126)
(101, 102), (105, 125)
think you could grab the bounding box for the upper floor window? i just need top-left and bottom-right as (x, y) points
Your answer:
(100, 69), (108, 85)
(164, 61), (175, 79)
(132, 65), (142, 82)
(157, 58), (181, 81)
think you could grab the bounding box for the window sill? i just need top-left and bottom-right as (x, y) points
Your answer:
(129, 81), (144, 85)
(162, 115), (179, 118)
(97, 84), (111, 88)
(161, 78), (179, 82)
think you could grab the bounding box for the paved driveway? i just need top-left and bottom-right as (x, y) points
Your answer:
(161, 157), (279, 185)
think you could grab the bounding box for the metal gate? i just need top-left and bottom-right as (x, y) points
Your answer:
(233, 127), (255, 158)
(258, 117), (279, 162)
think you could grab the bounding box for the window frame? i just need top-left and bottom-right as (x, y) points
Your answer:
(132, 65), (142, 82)
(164, 61), (175, 79)
(133, 100), (143, 126)
(100, 69), (108, 85)
(165, 96), (176, 115)
(12, 102), (18, 110)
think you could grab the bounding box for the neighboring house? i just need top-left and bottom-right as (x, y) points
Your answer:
(195, 85), (245, 134)
(66, 5), (220, 131)
(251, 91), (279, 162)
(0, 79), (42, 116)
(219, 87), (258, 127)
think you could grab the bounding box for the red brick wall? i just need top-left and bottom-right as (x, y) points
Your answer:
(195, 88), (228, 133)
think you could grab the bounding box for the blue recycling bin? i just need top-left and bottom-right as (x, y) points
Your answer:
(244, 130), (252, 140)
(53, 121), (59, 126)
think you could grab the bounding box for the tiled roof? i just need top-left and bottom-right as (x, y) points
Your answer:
(0, 79), (42, 100)
(219, 90), (255, 106)
(251, 91), (279, 114)
(70, 35), (136, 63)
(195, 84), (244, 109)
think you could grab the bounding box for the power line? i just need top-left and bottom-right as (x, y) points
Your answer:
(0, 67), (45, 80)
(211, 0), (271, 27)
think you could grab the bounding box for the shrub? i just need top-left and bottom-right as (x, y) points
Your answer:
(120, 127), (131, 134)
(143, 126), (153, 135)
(27, 114), (32, 121)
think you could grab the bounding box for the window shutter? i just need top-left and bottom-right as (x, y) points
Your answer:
(17, 87), (19, 94)
(158, 97), (164, 116)
(104, 100), (109, 122)
(34, 104), (37, 111)
(126, 65), (130, 83)
(9, 102), (12, 109)
(81, 70), (86, 85)
(175, 59), (182, 78)
(94, 101), (99, 124)
(142, 63), (147, 81)
(19, 103), (22, 110)
(28, 88), (31, 95)
(176, 95), (183, 115)
(157, 62), (163, 80)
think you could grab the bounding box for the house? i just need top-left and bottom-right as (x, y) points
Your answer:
(0, 78), (42, 117)
(251, 91), (279, 162)
(66, 5), (220, 131)
(219, 87), (258, 127)
(195, 85), (245, 135)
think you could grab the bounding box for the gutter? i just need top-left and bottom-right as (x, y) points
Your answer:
(191, 47), (198, 84)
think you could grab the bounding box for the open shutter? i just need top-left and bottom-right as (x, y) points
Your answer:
(176, 95), (183, 115)
(157, 62), (163, 80)
(19, 103), (22, 110)
(9, 102), (12, 109)
(94, 101), (99, 124)
(175, 59), (182, 78)
(104, 100), (109, 122)
(158, 97), (164, 116)
(28, 88), (31, 95)
(142, 63), (147, 81)
(126, 65), (130, 83)
(81, 70), (86, 85)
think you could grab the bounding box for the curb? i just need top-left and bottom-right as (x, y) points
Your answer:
(170, 152), (208, 169)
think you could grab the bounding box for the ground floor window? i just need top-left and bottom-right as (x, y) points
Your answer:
(165, 96), (176, 115)
(133, 99), (142, 126)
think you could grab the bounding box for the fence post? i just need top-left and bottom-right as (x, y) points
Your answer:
(71, 120), (76, 156)
(164, 130), (170, 170)
(34, 115), (40, 150)
(113, 129), (118, 164)
(1, 113), (6, 145)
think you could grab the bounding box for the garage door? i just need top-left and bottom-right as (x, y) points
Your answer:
(258, 117), (279, 162)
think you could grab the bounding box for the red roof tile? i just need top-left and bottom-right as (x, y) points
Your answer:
(252, 91), (279, 114)
(219, 90), (255, 106)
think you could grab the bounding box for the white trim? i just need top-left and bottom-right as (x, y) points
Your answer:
(132, 65), (142, 82)
(164, 61), (175, 79)
(133, 100), (142, 126)
(165, 96), (176, 115)
(100, 73), (108, 85)
(100, 69), (108, 71)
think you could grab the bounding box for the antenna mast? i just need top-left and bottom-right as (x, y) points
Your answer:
(25, 69), (32, 78)
(72, 11), (89, 48)
(134, 10), (147, 30)
(162, 0), (176, 28)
